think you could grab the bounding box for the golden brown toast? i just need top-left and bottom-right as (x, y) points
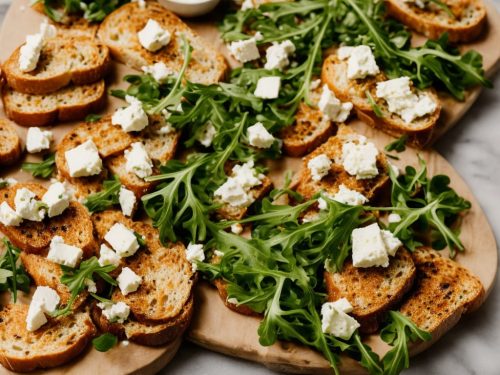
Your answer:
(0, 118), (22, 166)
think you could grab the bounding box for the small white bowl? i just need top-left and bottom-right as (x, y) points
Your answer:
(158, 0), (221, 17)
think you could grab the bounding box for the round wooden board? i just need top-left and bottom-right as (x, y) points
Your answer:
(0, 0), (498, 374)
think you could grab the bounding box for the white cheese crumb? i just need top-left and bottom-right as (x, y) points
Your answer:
(247, 122), (275, 149)
(318, 85), (352, 122)
(117, 267), (142, 296)
(231, 223), (243, 234)
(351, 223), (402, 268)
(307, 154), (332, 182)
(112, 95), (149, 133)
(317, 185), (368, 210)
(254, 76), (281, 99)
(65, 140), (103, 178)
(341, 140), (379, 180)
(26, 127), (52, 153)
(47, 236), (83, 268)
(42, 182), (70, 218)
(197, 121), (217, 147)
(0, 202), (22, 226)
(98, 301), (130, 324)
(186, 243), (205, 271)
(137, 19), (171, 52)
(119, 187), (136, 217)
(264, 40), (295, 71)
(388, 213), (402, 223)
(14, 187), (46, 222)
(26, 286), (60, 331)
(125, 142), (153, 179)
(141, 62), (173, 83)
(98, 244), (121, 267)
(228, 38), (260, 63)
(337, 45), (380, 80)
(104, 223), (140, 258)
(321, 298), (360, 340)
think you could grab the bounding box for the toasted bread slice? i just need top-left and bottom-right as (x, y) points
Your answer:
(0, 183), (97, 256)
(0, 304), (96, 372)
(2, 80), (106, 127)
(386, 0), (487, 43)
(0, 118), (22, 166)
(321, 54), (441, 148)
(399, 247), (484, 337)
(97, 1), (227, 84)
(3, 36), (110, 95)
(20, 252), (88, 309)
(105, 155), (157, 197)
(280, 85), (336, 157)
(90, 297), (194, 346)
(213, 278), (260, 316)
(91, 210), (195, 324)
(324, 249), (416, 334)
(293, 125), (390, 202)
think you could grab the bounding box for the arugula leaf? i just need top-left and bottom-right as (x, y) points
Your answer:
(92, 333), (118, 352)
(365, 90), (383, 118)
(21, 153), (56, 179)
(37, 0), (129, 23)
(52, 257), (117, 317)
(0, 239), (30, 302)
(380, 311), (432, 375)
(385, 135), (408, 153)
(85, 114), (102, 123)
(83, 176), (121, 213)
(134, 232), (146, 247)
(427, 0), (456, 20)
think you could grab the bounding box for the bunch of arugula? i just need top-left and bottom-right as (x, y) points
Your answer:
(21, 153), (56, 179)
(83, 176), (121, 213)
(0, 239), (30, 302)
(35, 0), (129, 23)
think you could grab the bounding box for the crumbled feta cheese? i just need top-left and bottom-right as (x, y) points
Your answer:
(14, 187), (46, 222)
(253, 31), (264, 41)
(254, 76), (281, 99)
(321, 298), (360, 340)
(98, 301), (130, 324)
(26, 127), (52, 153)
(186, 243), (205, 271)
(117, 267), (142, 296)
(65, 140), (103, 178)
(318, 185), (368, 210)
(231, 223), (243, 234)
(310, 79), (321, 91)
(264, 40), (295, 71)
(318, 85), (353, 122)
(19, 20), (56, 72)
(376, 77), (437, 124)
(42, 182), (70, 218)
(388, 213), (402, 223)
(141, 62), (173, 82)
(213, 249), (224, 257)
(247, 122), (275, 149)
(0, 202), (22, 226)
(307, 154), (332, 182)
(132, 0), (146, 9)
(47, 236), (83, 267)
(351, 223), (402, 268)
(121, 340), (130, 347)
(214, 161), (265, 207)
(337, 45), (380, 80)
(227, 297), (239, 305)
(197, 122), (217, 147)
(26, 300), (47, 331)
(341, 140), (379, 180)
(388, 162), (400, 177)
(32, 286), (60, 313)
(137, 19), (171, 52)
(241, 0), (254, 10)
(112, 95), (149, 133)
(98, 244), (121, 267)
(125, 142), (153, 179)
(85, 278), (97, 293)
(104, 223), (140, 258)
(119, 187), (136, 217)
(228, 38), (260, 63)
(0, 177), (17, 187)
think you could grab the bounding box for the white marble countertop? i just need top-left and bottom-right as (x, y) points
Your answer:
(1, 1), (498, 374)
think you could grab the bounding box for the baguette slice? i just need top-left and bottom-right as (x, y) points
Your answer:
(0, 118), (23, 166)
(280, 84), (336, 157)
(0, 304), (96, 373)
(97, 1), (227, 84)
(386, 0), (487, 43)
(2, 80), (106, 127)
(321, 54), (441, 148)
(3, 36), (110, 95)
(92, 210), (195, 324)
(90, 297), (194, 346)
(0, 183), (97, 256)
(20, 252), (88, 309)
(399, 247), (485, 337)
(324, 249), (416, 334)
(293, 125), (390, 202)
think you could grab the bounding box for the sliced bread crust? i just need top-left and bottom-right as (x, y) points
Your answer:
(0, 118), (22, 166)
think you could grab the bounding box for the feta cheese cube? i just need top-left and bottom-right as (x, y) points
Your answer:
(331, 298), (354, 314)
(141, 62), (173, 82)
(381, 229), (402, 256)
(332, 185), (368, 206)
(318, 85), (353, 122)
(47, 236), (83, 268)
(26, 127), (52, 153)
(26, 286), (61, 331)
(321, 300), (360, 340)
(104, 223), (140, 257)
(228, 38), (260, 63)
(310, 79), (321, 91)
(98, 301), (130, 323)
(307, 154), (332, 182)
(254, 76), (281, 99)
(0, 202), (22, 226)
(351, 223), (389, 268)
(14, 187), (46, 222)
(137, 19), (171, 52)
(112, 95), (149, 133)
(18, 21), (56, 72)
(26, 300), (47, 331)
(341, 140), (379, 179)
(388, 213), (402, 223)
(119, 187), (136, 217)
(125, 142), (153, 179)
(42, 182), (70, 218)
(98, 244), (121, 267)
(247, 122), (275, 149)
(117, 267), (142, 296)
(65, 140), (102, 178)
(376, 77), (437, 124)
(186, 243), (205, 271)
(337, 45), (380, 80)
(231, 223), (243, 234)
(241, 0), (254, 10)
(264, 40), (295, 70)
(197, 121), (217, 147)
(85, 278), (97, 293)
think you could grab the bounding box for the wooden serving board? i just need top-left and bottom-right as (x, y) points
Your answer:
(0, 0), (498, 374)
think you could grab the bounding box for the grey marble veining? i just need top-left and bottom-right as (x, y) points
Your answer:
(1, 1), (498, 374)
